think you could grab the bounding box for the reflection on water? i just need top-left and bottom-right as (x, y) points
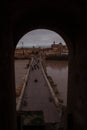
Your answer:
(46, 60), (68, 106)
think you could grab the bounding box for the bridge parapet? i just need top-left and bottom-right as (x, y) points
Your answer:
(40, 62), (63, 110)
(16, 58), (33, 111)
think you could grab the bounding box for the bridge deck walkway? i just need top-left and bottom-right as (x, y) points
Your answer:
(20, 59), (61, 123)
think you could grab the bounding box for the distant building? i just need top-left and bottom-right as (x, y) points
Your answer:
(51, 42), (69, 55)
(14, 43), (69, 59)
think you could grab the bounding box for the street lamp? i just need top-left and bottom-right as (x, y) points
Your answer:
(21, 41), (24, 55)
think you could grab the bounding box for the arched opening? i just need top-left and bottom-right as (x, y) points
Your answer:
(1, 1), (87, 130)
(14, 29), (70, 129)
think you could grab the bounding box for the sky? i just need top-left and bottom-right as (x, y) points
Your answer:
(17, 29), (66, 48)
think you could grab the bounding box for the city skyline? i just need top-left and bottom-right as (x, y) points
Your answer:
(16, 29), (66, 48)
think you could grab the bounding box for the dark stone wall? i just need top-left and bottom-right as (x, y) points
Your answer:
(67, 28), (87, 130)
(0, 24), (17, 129)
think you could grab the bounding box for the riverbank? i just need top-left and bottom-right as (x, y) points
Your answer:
(45, 55), (68, 60)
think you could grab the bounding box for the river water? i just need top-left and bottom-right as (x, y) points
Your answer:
(45, 60), (68, 106)
(15, 60), (68, 106)
(15, 60), (29, 88)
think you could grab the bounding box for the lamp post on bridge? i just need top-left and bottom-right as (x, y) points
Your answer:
(21, 41), (24, 56)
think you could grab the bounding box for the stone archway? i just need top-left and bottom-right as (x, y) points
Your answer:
(12, 8), (87, 129)
(1, 1), (87, 130)
(13, 11), (74, 129)
(14, 28), (71, 130)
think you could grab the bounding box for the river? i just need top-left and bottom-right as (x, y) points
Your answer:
(15, 60), (29, 88)
(45, 60), (68, 106)
(15, 60), (68, 106)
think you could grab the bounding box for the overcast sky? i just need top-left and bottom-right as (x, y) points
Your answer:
(17, 29), (66, 48)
